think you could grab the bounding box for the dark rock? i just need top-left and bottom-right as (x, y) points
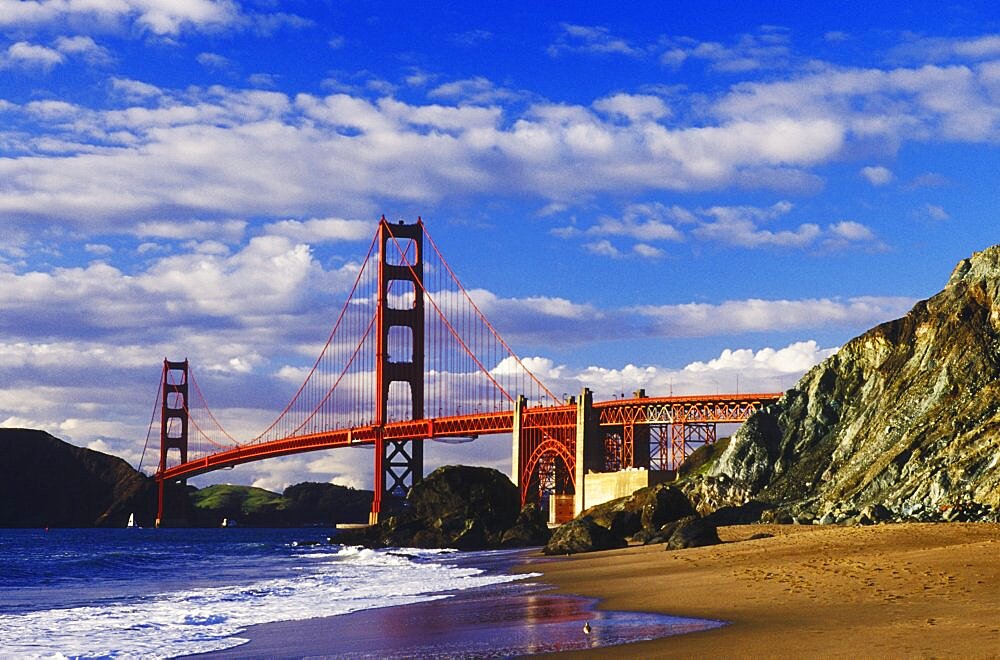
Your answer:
(703, 501), (768, 526)
(666, 517), (721, 550)
(644, 515), (697, 545)
(543, 516), (627, 555)
(641, 483), (697, 529)
(500, 503), (551, 548)
(380, 465), (522, 550)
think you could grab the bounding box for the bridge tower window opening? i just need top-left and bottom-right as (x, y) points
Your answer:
(387, 280), (416, 310)
(383, 237), (417, 266)
(387, 325), (414, 364)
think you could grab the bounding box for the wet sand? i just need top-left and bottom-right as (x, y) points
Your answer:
(192, 580), (720, 658)
(192, 523), (999, 658)
(529, 522), (1000, 657)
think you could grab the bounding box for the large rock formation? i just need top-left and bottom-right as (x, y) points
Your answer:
(708, 246), (1000, 523)
(370, 465), (550, 550)
(0, 428), (156, 527)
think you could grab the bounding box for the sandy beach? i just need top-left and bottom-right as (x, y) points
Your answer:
(526, 522), (1000, 657)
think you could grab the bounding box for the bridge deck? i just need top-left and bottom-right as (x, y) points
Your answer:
(158, 392), (782, 482)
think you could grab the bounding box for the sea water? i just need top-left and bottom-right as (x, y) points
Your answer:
(0, 528), (533, 657)
(0, 528), (725, 658)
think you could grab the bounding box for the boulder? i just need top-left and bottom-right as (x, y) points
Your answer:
(643, 515), (696, 545)
(543, 516), (627, 555)
(380, 465), (526, 550)
(665, 517), (721, 550)
(641, 483), (697, 529)
(500, 503), (551, 548)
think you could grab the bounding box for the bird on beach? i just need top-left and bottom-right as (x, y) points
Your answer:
(583, 621), (592, 635)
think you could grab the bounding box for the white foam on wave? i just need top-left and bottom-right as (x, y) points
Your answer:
(0, 545), (539, 659)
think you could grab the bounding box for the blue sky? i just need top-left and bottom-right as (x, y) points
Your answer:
(1, 0), (998, 490)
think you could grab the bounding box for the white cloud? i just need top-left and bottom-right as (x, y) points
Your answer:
(632, 243), (664, 259)
(3, 41), (64, 69)
(548, 23), (642, 57)
(264, 218), (373, 243)
(54, 35), (112, 64)
(684, 340), (837, 374)
(197, 52), (232, 71)
(631, 296), (916, 337)
(593, 93), (670, 121)
(925, 204), (949, 221)
(135, 219), (247, 242)
(861, 165), (894, 185)
(0, 0), (241, 36)
(84, 243), (114, 255)
(660, 30), (792, 73)
(585, 239), (622, 258)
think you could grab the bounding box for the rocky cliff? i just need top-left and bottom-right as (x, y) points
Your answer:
(0, 428), (156, 527)
(706, 246), (1000, 523)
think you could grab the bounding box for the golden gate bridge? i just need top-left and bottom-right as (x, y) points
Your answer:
(143, 217), (780, 526)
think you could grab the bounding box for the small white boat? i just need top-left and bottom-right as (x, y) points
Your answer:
(127, 513), (138, 528)
(221, 517), (237, 527)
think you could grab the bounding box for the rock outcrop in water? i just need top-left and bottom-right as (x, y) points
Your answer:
(346, 465), (551, 550)
(703, 245), (1000, 523)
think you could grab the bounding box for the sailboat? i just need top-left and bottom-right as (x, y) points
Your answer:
(126, 513), (138, 528)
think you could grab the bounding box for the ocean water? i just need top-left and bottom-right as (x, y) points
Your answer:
(0, 528), (725, 658)
(0, 528), (534, 658)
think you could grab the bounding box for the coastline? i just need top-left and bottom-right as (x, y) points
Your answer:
(187, 546), (719, 659)
(187, 522), (1000, 658)
(524, 522), (1000, 657)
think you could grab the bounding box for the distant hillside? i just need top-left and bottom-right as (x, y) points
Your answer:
(0, 428), (376, 527)
(189, 482), (373, 527)
(0, 428), (156, 527)
(700, 246), (1000, 524)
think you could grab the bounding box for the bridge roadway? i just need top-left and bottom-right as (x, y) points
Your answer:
(159, 392), (782, 483)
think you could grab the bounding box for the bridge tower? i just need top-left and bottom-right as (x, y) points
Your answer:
(371, 217), (425, 523)
(156, 359), (189, 527)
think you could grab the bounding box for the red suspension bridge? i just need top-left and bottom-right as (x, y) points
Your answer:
(145, 218), (781, 526)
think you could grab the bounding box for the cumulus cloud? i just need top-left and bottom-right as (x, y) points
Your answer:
(264, 218), (373, 243)
(514, 339), (836, 405)
(3, 41), (63, 69)
(925, 204), (950, 221)
(0, 0), (241, 36)
(861, 165), (893, 185)
(593, 93), (670, 121)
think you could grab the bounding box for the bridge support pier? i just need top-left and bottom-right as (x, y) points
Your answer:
(156, 359), (189, 527)
(574, 388), (602, 516)
(370, 217), (425, 524)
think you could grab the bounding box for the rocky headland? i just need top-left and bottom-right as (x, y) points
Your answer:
(697, 244), (1000, 525)
(543, 245), (1000, 554)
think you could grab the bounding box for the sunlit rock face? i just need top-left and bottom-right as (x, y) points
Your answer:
(710, 245), (1000, 523)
